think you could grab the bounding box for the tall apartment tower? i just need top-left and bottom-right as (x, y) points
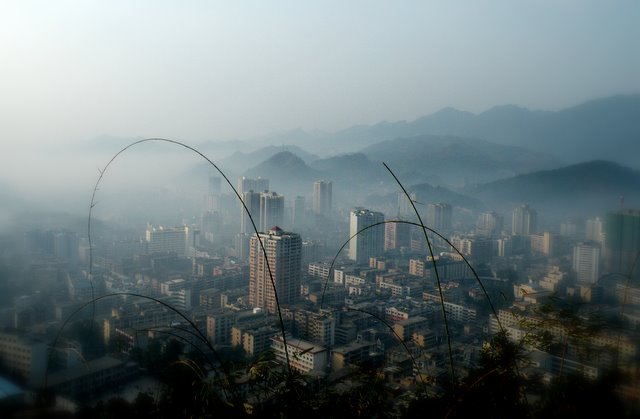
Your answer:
(426, 203), (452, 232)
(398, 192), (417, 216)
(204, 175), (222, 212)
(249, 227), (302, 314)
(292, 196), (306, 228)
(260, 191), (285, 232)
(476, 211), (504, 237)
(349, 208), (384, 265)
(384, 220), (410, 251)
(573, 241), (601, 284)
(208, 175), (221, 195)
(511, 204), (537, 235)
(585, 217), (604, 243)
(238, 176), (269, 233)
(604, 209), (640, 278)
(240, 190), (261, 234)
(313, 180), (332, 215)
(238, 176), (269, 195)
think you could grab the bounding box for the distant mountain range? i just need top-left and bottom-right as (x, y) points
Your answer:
(464, 160), (640, 218)
(221, 145), (318, 173)
(243, 151), (391, 202)
(239, 147), (640, 222)
(10, 94), (634, 224)
(244, 151), (322, 194)
(177, 94), (640, 222)
(266, 94), (640, 169)
(361, 134), (563, 187)
(236, 133), (567, 193)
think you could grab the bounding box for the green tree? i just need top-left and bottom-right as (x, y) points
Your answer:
(534, 371), (635, 418)
(64, 319), (105, 360)
(444, 332), (530, 419)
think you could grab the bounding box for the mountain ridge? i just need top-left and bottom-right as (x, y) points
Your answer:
(277, 94), (639, 169)
(465, 160), (640, 218)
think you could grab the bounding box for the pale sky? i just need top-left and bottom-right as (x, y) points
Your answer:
(1, 0), (638, 149)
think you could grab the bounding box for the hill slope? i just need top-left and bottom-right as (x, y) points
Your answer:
(288, 95), (640, 168)
(362, 135), (563, 187)
(467, 160), (640, 218)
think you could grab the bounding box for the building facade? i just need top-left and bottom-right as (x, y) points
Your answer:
(426, 203), (452, 233)
(271, 335), (328, 375)
(476, 211), (504, 237)
(249, 227), (302, 314)
(511, 204), (537, 235)
(349, 208), (385, 265)
(260, 192), (285, 232)
(313, 180), (332, 216)
(604, 209), (640, 279)
(573, 241), (601, 284)
(384, 220), (411, 251)
(145, 225), (188, 255)
(240, 190), (261, 235)
(238, 176), (269, 196)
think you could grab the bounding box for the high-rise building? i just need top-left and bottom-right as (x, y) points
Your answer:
(201, 210), (222, 244)
(204, 176), (222, 212)
(560, 221), (578, 238)
(384, 220), (410, 251)
(468, 237), (495, 261)
(497, 237), (512, 257)
(349, 208), (384, 265)
(235, 233), (251, 260)
(511, 204), (537, 235)
(530, 231), (556, 257)
(604, 209), (640, 278)
(240, 190), (261, 234)
(145, 225), (188, 255)
(313, 180), (332, 215)
(260, 191), (285, 232)
(208, 175), (221, 195)
(573, 241), (601, 284)
(476, 211), (504, 237)
(238, 176), (269, 233)
(53, 231), (79, 267)
(398, 192), (417, 216)
(292, 196), (306, 228)
(426, 203), (452, 232)
(249, 227), (301, 314)
(585, 217), (604, 243)
(238, 176), (269, 195)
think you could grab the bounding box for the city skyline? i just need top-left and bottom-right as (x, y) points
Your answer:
(1, 2), (639, 415)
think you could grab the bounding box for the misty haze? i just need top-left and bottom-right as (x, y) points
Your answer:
(0, 2), (639, 418)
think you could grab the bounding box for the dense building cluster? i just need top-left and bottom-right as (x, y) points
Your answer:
(1, 173), (639, 415)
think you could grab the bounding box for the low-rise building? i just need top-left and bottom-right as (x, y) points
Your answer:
(271, 335), (328, 375)
(0, 330), (47, 385)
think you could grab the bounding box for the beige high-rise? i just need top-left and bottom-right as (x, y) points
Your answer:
(249, 227), (301, 314)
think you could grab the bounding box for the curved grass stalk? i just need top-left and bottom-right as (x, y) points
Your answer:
(444, 368), (499, 419)
(44, 292), (233, 399)
(171, 359), (207, 380)
(134, 327), (212, 367)
(382, 163), (455, 385)
(87, 138), (292, 371)
(316, 216), (527, 403)
(319, 219), (504, 334)
(344, 307), (427, 388)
